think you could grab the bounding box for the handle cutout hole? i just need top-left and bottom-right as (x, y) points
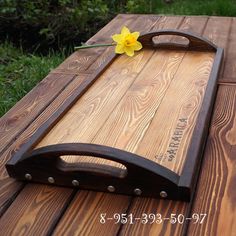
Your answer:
(152, 35), (190, 48)
(59, 155), (127, 178)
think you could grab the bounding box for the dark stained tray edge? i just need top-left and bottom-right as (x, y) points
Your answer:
(5, 30), (223, 201)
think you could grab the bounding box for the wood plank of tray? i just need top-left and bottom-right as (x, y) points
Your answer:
(35, 49), (184, 162)
(36, 49), (214, 176)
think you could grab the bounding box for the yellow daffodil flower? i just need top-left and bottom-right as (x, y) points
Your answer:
(74, 26), (142, 57)
(112, 26), (142, 57)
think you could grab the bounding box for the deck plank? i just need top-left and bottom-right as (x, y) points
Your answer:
(53, 192), (131, 236)
(0, 184), (74, 236)
(203, 17), (231, 49)
(188, 85), (236, 236)
(202, 16), (232, 82)
(0, 73), (76, 155)
(0, 74), (87, 216)
(222, 18), (236, 83)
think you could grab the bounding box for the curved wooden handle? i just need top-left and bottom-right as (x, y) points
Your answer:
(139, 30), (217, 51)
(20, 143), (178, 182)
(6, 143), (191, 200)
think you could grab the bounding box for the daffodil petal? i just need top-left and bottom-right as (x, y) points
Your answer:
(115, 44), (125, 54)
(124, 47), (135, 57)
(121, 26), (130, 36)
(133, 41), (142, 51)
(112, 34), (123, 43)
(112, 26), (142, 57)
(131, 32), (140, 40)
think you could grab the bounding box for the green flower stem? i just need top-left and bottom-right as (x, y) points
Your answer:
(74, 43), (115, 50)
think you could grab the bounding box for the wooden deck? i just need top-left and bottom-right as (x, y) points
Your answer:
(0, 14), (236, 235)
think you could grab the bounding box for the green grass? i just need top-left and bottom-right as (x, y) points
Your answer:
(154, 0), (236, 16)
(0, 43), (65, 117)
(128, 0), (236, 16)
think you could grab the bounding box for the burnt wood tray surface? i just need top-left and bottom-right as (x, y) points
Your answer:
(5, 30), (223, 201)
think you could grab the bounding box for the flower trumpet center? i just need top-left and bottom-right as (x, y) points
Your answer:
(124, 35), (136, 47)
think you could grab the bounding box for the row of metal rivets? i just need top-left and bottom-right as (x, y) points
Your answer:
(25, 173), (79, 186)
(108, 185), (142, 195)
(24, 174), (168, 198)
(107, 185), (168, 198)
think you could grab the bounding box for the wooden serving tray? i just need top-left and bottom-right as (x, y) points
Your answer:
(5, 30), (223, 201)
